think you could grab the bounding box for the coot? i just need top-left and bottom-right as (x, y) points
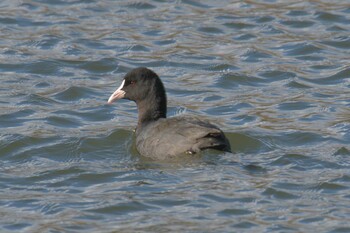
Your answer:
(108, 67), (231, 159)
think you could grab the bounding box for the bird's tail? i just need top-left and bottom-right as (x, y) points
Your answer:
(197, 133), (232, 153)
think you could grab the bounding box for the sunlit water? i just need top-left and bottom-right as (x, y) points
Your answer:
(1, 0), (350, 232)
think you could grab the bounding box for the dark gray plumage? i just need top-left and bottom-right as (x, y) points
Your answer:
(108, 67), (231, 159)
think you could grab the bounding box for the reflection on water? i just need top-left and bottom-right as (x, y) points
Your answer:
(0, 0), (350, 232)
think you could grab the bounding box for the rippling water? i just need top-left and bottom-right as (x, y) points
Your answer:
(1, 0), (350, 232)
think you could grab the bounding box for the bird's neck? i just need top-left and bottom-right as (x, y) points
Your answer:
(137, 94), (167, 127)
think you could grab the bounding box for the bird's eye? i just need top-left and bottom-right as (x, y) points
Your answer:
(130, 80), (136, 85)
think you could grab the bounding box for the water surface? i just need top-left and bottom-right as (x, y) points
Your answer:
(1, 0), (350, 232)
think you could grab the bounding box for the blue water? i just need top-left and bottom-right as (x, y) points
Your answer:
(1, 0), (350, 232)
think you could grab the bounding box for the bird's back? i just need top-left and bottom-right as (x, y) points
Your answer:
(135, 115), (231, 159)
